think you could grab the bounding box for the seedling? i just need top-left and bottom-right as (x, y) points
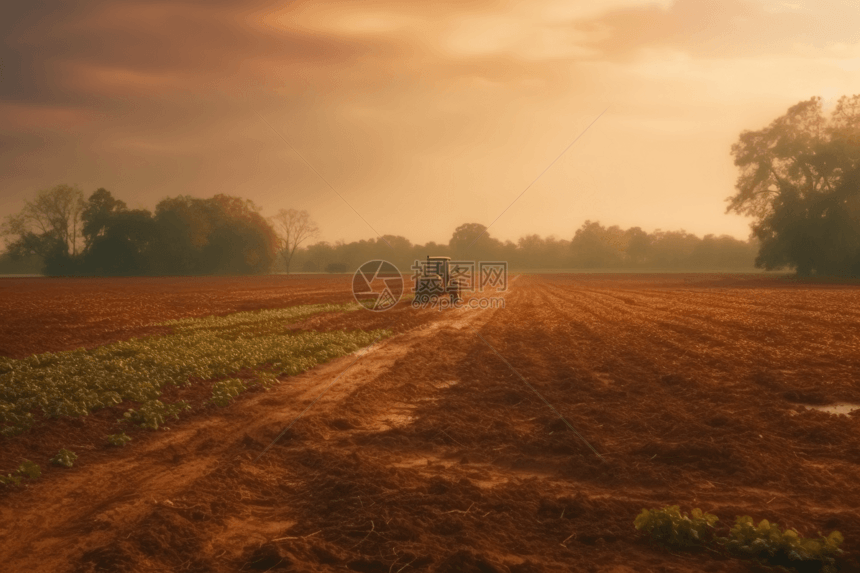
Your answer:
(17, 460), (41, 479)
(721, 516), (843, 571)
(210, 378), (247, 407)
(107, 432), (132, 446)
(634, 506), (719, 548)
(0, 474), (22, 487)
(124, 400), (190, 430)
(51, 448), (77, 468)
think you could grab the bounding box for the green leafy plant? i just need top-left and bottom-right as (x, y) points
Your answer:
(634, 506), (719, 548)
(635, 507), (845, 572)
(721, 516), (843, 571)
(0, 474), (22, 487)
(51, 448), (77, 468)
(107, 432), (132, 446)
(210, 378), (247, 407)
(123, 400), (190, 430)
(0, 459), (41, 486)
(17, 460), (41, 479)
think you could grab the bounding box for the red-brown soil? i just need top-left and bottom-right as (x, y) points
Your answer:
(2, 273), (860, 573)
(0, 275), (359, 359)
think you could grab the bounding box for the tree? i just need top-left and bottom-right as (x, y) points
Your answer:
(203, 195), (279, 274)
(82, 209), (157, 276)
(79, 188), (159, 276)
(727, 95), (860, 275)
(449, 223), (502, 261)
(82, 188), (127, 249)
(305, 241), (336, 272)
(624, 227), (650, 266)
(647, 230), (699, 268)
(1, 184), (86, 275)
(150, 195), (278, 275)
(516, 234), (570, 269)
(269, 209), (319, 274)
(2, 184), (86, 256)
(570, 221), (626, 268)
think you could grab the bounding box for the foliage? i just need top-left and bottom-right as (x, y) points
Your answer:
(634, 506), (719, 548)
(269, 208), (319, 274)
(51, 449), (77, 468)
(210, 370), (282, 406)
(3, 186), (286, 276)
(722, 516), (843, 570)
(287, 223), (757, 273)
(0, 303), (385, 436)
(0, 474), (22, 486)
(325, 262), (348, 273)
(80, 188), (157, 275)
(728, 94), (860, 276)
(107, 432), (132, 446)
(635, 507), (845, 571)
(449, 223), (499, 260)
(2, 183), (762, 275)
(0, 251), (42, 275)
(210, 378), (247, 407)
(0, 460), (41, 486)
(1, 184), (86, 264)
(18, 460), (41, 479)
(81, 188), (128, 249)
(123, 399), (190, 430)
(150, 194), (278, 275)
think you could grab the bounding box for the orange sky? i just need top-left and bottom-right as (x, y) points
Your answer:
(1, 0), (858, 245)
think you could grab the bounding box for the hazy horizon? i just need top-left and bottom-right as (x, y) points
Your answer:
(3, 0), (859, 245)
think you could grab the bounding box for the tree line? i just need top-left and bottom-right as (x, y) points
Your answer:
(0, 185), (757, 275)
(2, 94), (858, 276)
(286, 221), (758, 273)
(1, 187), (280, 276)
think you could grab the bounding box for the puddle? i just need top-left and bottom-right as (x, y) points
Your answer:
(802, 403), (860, 416)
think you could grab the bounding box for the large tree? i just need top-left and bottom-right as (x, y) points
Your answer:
(449, 223), (502, 261)
(569, 221), (627, 268)
(1, 184), (86, 274)
(727, 95), (860, 275)
(83, 209), (157, 276)
(150, 195), (278, 275)
(81, 188), (128, 249)
(269, 208), (319, 274)
(78, 188), (159, 276)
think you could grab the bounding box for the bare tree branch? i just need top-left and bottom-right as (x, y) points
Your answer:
(3, 184), (86, 256)
(269, 209), (320, 274)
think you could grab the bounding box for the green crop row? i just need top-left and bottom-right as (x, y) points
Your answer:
(0, 459), (41, 486)
(635, 506), (844, 572)
(0, 303), (388, 436)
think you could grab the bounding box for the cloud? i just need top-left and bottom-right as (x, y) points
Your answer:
(1, 0), (859, 245)
(572, 0), (860, 60)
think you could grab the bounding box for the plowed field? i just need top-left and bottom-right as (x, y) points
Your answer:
(2, 274), (860, 573)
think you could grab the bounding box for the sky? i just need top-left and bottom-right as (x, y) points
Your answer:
(1, 0), (858, 246)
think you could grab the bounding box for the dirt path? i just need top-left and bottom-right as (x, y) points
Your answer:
(3, 274), (860, 572)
